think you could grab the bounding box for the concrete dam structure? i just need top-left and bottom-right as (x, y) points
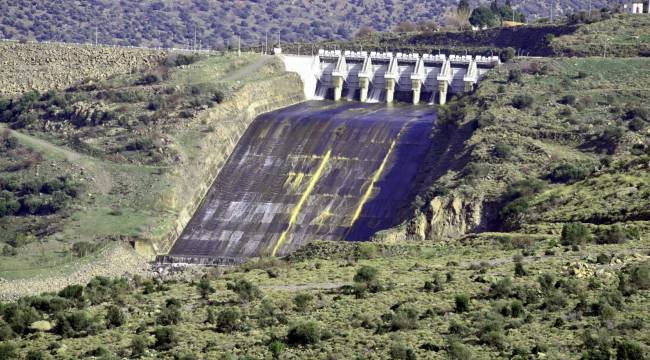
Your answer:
(282, 49), (500, 105)
(160, 101), (435, 265)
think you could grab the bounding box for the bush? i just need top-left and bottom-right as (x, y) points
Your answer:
(25, 350), (50, 360)
(216, 307), (241, 333)
(0, 191), (20, 216)
(390, 342), (417, 360)
(549, 163), (593, 183)
(105, 305), (126, 328)
(514, 261), (527, 277)
(197, 275), (215, 299)
(454, 294), (471, 313)
(268, 340), (286, 359)
(559, 94), (577, 105)
(293, 293), (314, 312)
(227, 279), (262, 303)
(512, 95), (534, 109)
(508, 70), (523, 83)
(447, 339), (473, 359)
(595, 225), (629, 244)
(0, 342), (18, 359)
(2, 303), (41, 335)
(157, 298), (182, 325)
(390, 307), (419, 331)
(135, 74), (160, 86)
(130, 335), (148, 358)
(153, 326), (178, 350)
(286, 321), (325, 346)
(493, 143), (513, 159)
(500, 47), (516, 63)
(561, 223), (592, 246)
(615, 340), (644, 360)
(629, 265), (650, 290)
(53, 310), (99, 337)
(436, 102), (466, 127)
(58, 285), (84, 301)
(353, 265), (382, 293)
(488, 277), (513, 299)
(538, 273), (555, 294)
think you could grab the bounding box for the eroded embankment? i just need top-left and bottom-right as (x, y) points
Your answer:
(165, 101), (435, 261)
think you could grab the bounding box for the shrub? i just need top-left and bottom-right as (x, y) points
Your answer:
(561, 223), (592, 245)
(538, 273), (556, 294)
(508, 69), (523, 83)
(488, 277), (513, 299)
(197, 275), (215, 299)
(595, 225), (628, 244)
(512, 95), (534, 109)
(25, 350), (49, 360)
(390, 342), (417, 360)
(212, 91), (225, 104)
(0, 342), (18, 359)
(510, 300), (524, 317)
(227, 279), (262, 303)
(153, 326), (178, 350)
(390, 307), (419, 331)
(130, 335), (148, 358)
(615, 340), (644, 360)
(58, 285), (84, 301)
(436, 102), (466, 127)
(268, 340), (286, 359)
(514, 261), (527, 277)
(493, 143), (513, 159)
(0, 191), (20, 216)
(216, 307), (241, 333)
(105, 305), (126, 328)
(286, 320), (325, 346)
(1, 303), (41, 335)
(447, 339), (472, 359)
(542, 292), (568, 312)
(293, 293), (314, 312)
(550, 163), (593, 183)
(454, 294), (471, 313)
(559, 94), (577, 105)
(156, 298), (182, 325)
(629, 264), (650, 290)
(53, 310), (99, 338)
(135, 74), (160, 86)
(500, 47), (516, 63)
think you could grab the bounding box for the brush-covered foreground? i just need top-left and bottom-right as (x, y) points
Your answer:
(1, 237), (649, 359)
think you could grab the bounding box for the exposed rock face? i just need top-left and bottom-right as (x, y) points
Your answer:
(0, 42), (165, 96)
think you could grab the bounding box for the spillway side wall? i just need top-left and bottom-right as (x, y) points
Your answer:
(143, 73), (306, 257)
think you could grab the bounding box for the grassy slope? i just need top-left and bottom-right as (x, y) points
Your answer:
(0, 52), (287, 279)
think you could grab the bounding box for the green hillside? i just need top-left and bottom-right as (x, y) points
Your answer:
(0, 0), (612, 48)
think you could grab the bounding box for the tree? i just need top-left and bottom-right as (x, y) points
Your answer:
(197, 275), (215, 300)
(561, 223), (592, 245)
(105, 305), (126, 328)
(444, 6), (471, 31)
(469, 6), (501, 28)
(153, 326), (178, 350)
(458, 0), (470, 13)
(227, 279), (262, 303)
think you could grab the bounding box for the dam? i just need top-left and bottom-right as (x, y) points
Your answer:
(159, 101), (435, 265)
(282, 49), (500, 105)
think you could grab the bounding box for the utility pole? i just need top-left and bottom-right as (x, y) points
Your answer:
(277, 30), (280, 50)
(95, 26), (98, 46)
(237, 35), (241, 56)
(265, 30), (268, 54)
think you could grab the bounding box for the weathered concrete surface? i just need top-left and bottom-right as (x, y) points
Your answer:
(168, 101), (435, 260)
(148, 73), (306, 256)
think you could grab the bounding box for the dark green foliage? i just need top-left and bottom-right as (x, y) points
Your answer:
(216, 307), (241, 333)
(488, 277), (513, 299)
(1, 303), (41, 335)
(390, 341), (417, 360)
(53, 310), (99, 338)
(293, 293), (314, 312)
(354, 265), (378, 283)
(130, 335), (148, 358)
(595, 226), (630, 244)
(538, 273), (556, 294)
(550, 163), (593, 183)
(560, 94), (577, 105)
(268, 340), (286, 359)
(561, 223), (592, 245)
(615, 341), (644, 360)
(436, 102), (466, 127)
(58, 284), (84, 301)
(25, 350), (50, 360)
(390, 307), (419, 331)
(542, 292), (568, 311)
(508, 69), (523, 84)
(286, 321), (326, 346)
(629, 264), (650, 290)
(135, 74), (161, 86)
(454, 294), (471, 313)
(469, 6), (501, 28)
(514, 260), (527, 277)
(212, 91), (225, 104)
(512, 95), (534, 110)
(197, 275), (215, 299)
(105, 305), (126, 328)
(227, 279), (262, 303)
(153, 326), (178, 350)
(493, 143), (513, 159)
(157, 298), (182, 326)
(0, 342), (18, 359)
(124, 138), (154, 152)
(500, 47), (516, 63)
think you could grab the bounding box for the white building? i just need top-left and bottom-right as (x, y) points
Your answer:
(630, 0), (650, 13)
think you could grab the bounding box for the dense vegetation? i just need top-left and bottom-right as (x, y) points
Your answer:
(1, 238), (648, 358)
(0, 0), (611, 49)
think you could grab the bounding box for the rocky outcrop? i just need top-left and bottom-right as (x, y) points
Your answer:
(0, 42), (165, 96)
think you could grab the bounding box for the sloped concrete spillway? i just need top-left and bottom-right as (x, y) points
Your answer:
(163, 101), (435, 264)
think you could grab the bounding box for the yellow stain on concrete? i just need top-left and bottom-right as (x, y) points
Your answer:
(349, 139), (397, 226)
(313, 208), (334, 227)
(271, 149), (332, 256)
(284, 172), (305, 191)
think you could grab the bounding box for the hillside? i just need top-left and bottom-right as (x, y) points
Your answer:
(0, 0), (611, 49)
